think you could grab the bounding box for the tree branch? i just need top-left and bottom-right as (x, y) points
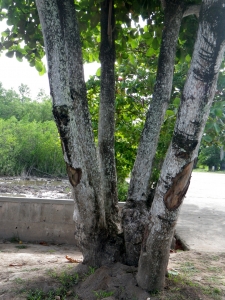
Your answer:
(98, 0), (118, 227)
(122, 3), (184, 266)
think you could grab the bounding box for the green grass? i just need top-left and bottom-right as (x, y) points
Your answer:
(26, 269), (80, 300)
(166, 273), (223, 300)
(14, 277), (25, 284)
(15, 245), (28, 249)
(9, 236), (20, 243)
(93, 290), (114, 299)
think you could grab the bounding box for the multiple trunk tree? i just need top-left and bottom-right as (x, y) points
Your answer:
(35, 0), (225, 291)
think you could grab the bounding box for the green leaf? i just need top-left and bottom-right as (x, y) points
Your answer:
(129, 54), (135, 65)
(142, 32), (152, 39)
(152, 38), (159, 50)
(96, 67), (101, 76)
(35, 61), (43, 72)
(122, 53), (128, 59)
(213, 123), (220, 134)
(203, 135), (212, 143)
(15, 51), (23, 62)
(214, 108), (223, 118)
(1, 29), (10, 37)
(185, 54), (191, 63)
(173, 98), (180, 107)
(3, 40), (14, 48)
(38, 64), (46, 76)
(143, 25), (149, 33)
(146, 47), (154, 57)
(5, 51), (14, 58)
(166, 110), (174, 117)
(130, 39), (138, 49)
(90, 14), (100, 27)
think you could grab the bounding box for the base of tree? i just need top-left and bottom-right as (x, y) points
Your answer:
(75, 262), (150, 299)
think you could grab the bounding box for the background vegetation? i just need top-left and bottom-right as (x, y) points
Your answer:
(1, 1), (225, 201)
(0, 62), (225, 199)
(0, 83), (66, 177)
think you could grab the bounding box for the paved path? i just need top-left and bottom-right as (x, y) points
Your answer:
(176, 172), (225, 252)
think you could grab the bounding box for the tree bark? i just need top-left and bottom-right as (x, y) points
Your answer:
(98, 0), (119, 231)
(183, 5), (200, 17)
(137, 0), (225, 291)
(35, 0), (122, 267)
(122, 1), (184, 266)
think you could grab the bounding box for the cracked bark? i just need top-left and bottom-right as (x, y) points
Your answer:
(35, 0), (122, 267)
(122, 2), (184, 266)
(98, 0), (119, 231)
(137, 0), (225, 291)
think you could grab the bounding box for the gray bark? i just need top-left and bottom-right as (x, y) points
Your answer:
(35, 0), (121, 266)
(183, 5), (200, 17)
(122, 2), (184, 266)
(98, 0), (119, 229)
(137, 0), (225, 291)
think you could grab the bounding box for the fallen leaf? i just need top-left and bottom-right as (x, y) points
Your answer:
(9, 263), (25, 267)
(167, 268), (179, 276)
(39, 241), (48, 246)
(65, 255), (82, 263)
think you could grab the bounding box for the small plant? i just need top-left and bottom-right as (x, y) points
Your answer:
(10, 236), (20, 243)
(82, 266), (96, 281)
(88, 266), (96, 275)
(14, 277), (24, 284)
(48, 249), (55, 253)
(15, 245), (28, 249)
(93, 290), (114, 299)
(27, 289), (45, 300)
(47, 269), (79, 288)
(58, 271), (79, 288)
(27, 270), (79, 300)
(201, 286), (222, 299)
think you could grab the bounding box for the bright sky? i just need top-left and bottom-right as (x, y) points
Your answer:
(0, 21), (99, 98)
(0, 53), (99, 98)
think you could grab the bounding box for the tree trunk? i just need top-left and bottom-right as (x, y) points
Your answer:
(98, 0), (119, 230)
(35, 0), (122, 267)
(137, 0), (225, 291)
(122, 2), (184, 266)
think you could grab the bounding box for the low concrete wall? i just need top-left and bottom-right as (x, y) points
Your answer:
(0, 196), (76, 244)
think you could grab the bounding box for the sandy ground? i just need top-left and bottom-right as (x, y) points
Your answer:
(0, 176), (72, 199)
(0, 174), (225, 299)
(0, 241), (225, 300)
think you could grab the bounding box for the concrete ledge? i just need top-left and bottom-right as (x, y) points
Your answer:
(0, 196), (76, 244)
(0, 196), (74, 204)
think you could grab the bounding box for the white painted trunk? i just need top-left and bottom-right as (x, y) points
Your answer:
(137, 0), (225, 291)
(35, 0), (121, 266)
(122, 3), (184, 266)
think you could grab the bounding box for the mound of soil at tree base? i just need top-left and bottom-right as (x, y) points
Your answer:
(0, 241), (224, 300)
(0, 176), (72, 199)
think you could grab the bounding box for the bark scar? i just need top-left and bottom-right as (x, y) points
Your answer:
(66, 163), (82, 187)
(164, 161), (194, 211)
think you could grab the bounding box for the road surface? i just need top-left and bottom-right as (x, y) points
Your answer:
(176, 171), (225, 252)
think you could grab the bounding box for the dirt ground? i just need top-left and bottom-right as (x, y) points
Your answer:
(0, 177), (225, 299)
(0, 241), (224, 300)
(0, 176), (72, 199)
